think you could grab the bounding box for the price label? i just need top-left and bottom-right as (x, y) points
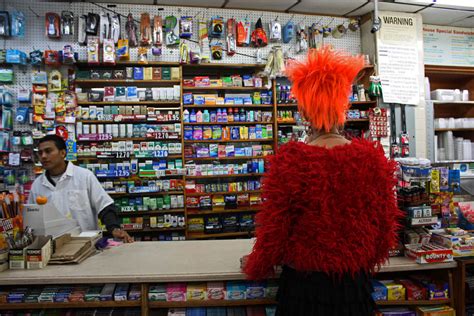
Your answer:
(115, 152), (131, 159)
(98, 133), (113, 141)
(116, 170), (131, 177)
(120, 206), (135, 212)
(152, 150), (168, 158)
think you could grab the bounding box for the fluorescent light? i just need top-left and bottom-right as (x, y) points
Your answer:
(394, 0), (474, 9)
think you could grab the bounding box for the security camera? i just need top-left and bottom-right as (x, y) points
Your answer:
(371, 17), (381, 33)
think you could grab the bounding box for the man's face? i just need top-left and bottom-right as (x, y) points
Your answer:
(38, 141), (66, 171)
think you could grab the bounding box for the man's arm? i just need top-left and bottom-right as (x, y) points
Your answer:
(98, 204), (134, 243)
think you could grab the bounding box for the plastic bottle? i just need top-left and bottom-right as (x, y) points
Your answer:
(217, 109), (222, 123)
(190, 109), (196, 123)
(203, 110), (210, 123)
(210, 110), (217, 122)
(183, 109), (190, 123)
(222, 108), (228, 122)
(234, 108), (240, 122)
(196, 110), (203, 123)
(240, 108), (246, 122)
(228, 108), (234, 122)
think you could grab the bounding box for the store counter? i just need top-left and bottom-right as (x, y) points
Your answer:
(0, 239), (458, 285)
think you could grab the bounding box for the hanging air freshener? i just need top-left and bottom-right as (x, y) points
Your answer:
(282, 20), (295, 44)
(165, 16), (180, 46)
(11, 10), (25, 38)
(111, 14), (121, 44)
(99, 12), (110, 43)
(199, 20), (211, 63)
(86, 13), (100, 35)
(48, 70), (62, 91)
(61, 11), (74, 36)
(0, 12), (11, 37)
(44, 50), (60, 67)
(45, 12), (61, 38)
(103, 39), (115, 65)
(78, 15), (87, 45)
(226, 18), (236, 56)
(180, 16), (193, 39)
(211, 41), (223, 60)
(62, 45), (76, 64)
(251, 18), (268, 47)
(210, 16), (224, 38)
(179, 42), (189, 64)
(153, 16), (163, 46)
(140, 13), (152, 46)
(29, 50), (43, 66)
(125, 13), (138, 47)
(117, 39), (130, 60)
(269, 17), (282, 42)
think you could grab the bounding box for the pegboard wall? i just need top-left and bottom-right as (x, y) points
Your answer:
(0, 0), (361, 187)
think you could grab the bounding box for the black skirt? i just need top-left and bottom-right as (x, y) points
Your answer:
(276, 266), (376, 316)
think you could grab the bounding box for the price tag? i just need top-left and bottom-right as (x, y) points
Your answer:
(98, 133), (113, 141)
(152, 150), (168, 158)
(116, 170), (130, 177)
(115, 152), (131, 159)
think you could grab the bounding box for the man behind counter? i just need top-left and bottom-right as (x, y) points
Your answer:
(28, 135), (133, 243)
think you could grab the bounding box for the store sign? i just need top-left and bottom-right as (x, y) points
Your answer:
(376, 11), (422, 105)
(423, 24), (474, 67)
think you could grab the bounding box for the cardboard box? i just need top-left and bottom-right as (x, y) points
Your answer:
(405, 244), (453, 264)
(26, 236), (52, 269)
(380, 280), (405, 301)
(186, 283), (206, 301)
(416, 305), (455, 316)
(9, 248), (26, 269)
(431, 230), (474, 257)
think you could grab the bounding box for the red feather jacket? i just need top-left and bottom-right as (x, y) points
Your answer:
(244, 139), (403, 280)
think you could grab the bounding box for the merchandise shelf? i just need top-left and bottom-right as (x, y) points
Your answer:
(350, 101), (377, 105)
(183, 121), (273, 126)
(122, 227), (185, 233)
(77, 101), (181, 105)
(183, 63), (265, 68)
(117, 209), (185, 216)
(432, 101), (474, 105)
(184, 139), (273, 143)
(187, 231), (254, 239)
(148, 299), (275, 308)
(187, 206), (262, 216)
(183, 86), (267, 91)
(0, 301), (141, 310)
(77, 137), (181, 142)
(276, 103), (298, 107)
(375, 299), (452, 306)
(186, 173), (263, 180)
(80, 120), (181, 124)
(183, 104), (273, 108)
(433, 160), (474, 164)
(76, 79), (181, 85)
(75, 61), (180, 67)
(184, 156), (268, 161)
(77, 154), (183, 161)
(186, 190), (262, 197)
(435, 128), (474, 132)
(108, 191), (184, 197)
(346, 118), (370, 122)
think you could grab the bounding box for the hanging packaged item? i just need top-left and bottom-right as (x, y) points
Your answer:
(103, 39), (115, 64)
(251, 18), (267, 47)
(237, 19), (251, 47)
(99, 12), (110, 43)
(62, 45), (76, 64)
(10, 10), (25, 38)
(0, 68), (13, 83)
(17, 89), (31, 103)
(226, 18), (236, 56)
(165, 16), (180, 46)
(198, 20), (210, 63)
(117, 39), (130, 60)
(6, 49), (27, 65)
(29, 50), (43, 66)
(125, 13), (138, 47)
(140, 13), (152, 46)
(87, 37), (100, 64)
(0, 11), (11, 37)
(179, 42), (189, 64)
(179, 16), (193, 39)
(111, 14), (120, 43)
(295, 24), (308, 53)
(78, 15), (87, 45)
(16, 107), (29, 123)
(48, 70), (62, 92)
(138, 47), (148, 64)
(211, 41), (223, 60)
(153, 16), (163, 47)
(269, 17), (282, 42)
(61, 11), (74, 36)
(31, 71), (48, 84)
(210, 16), (224, 38)
(86, 12), (100, 35)
(308, 24), (321, 49)
(0, 108), (13, 130)
(44, 50), (60, 66)
(45, 12), (61, 38)
(282, 20), (295, 43)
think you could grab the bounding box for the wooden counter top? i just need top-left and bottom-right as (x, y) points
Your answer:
(0, 239), (457, 285)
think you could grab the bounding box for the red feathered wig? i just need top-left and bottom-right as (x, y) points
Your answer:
(286, 46), (365, 132)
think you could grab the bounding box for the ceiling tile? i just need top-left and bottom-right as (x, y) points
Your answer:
(226, 0), (294, 11)
(421, 7), (473, 25)
(450, 15), (474, 27)
(290, 0), (367, 16)
(350, 2), (424, 16)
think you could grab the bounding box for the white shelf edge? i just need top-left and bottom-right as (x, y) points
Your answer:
(431, 100), (474, 104)
(433, 160), (474, 164)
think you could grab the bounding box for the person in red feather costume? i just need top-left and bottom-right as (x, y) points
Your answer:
(243, 46), (403, 315)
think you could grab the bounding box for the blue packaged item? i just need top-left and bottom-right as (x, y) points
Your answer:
(449, 169), (461, 192)
(10, 10), (25, 38)
(6, 49), (27, 64)
(246, 281), (265, 299)
(194, 95), (205, 105)
(133, 67), (144, 80)
(243, 97), (252, 105)
(186, 308), (206, 316)
(234, 97), (244, 105)
(127, 86), (138, 100)
(283, 21), (295, 43)
(231, 127), (240, 140)
(370, 280), (387, 301)
(226, 281), (246, 300)
(183, 92), (194, 105)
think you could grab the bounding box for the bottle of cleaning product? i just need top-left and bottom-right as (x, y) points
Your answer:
(183, 109), (190, 123)
(210, 110), (217, 122)
(203, 109), (210, 122)
(228, 108), (234, 122)
(234, 108), (240, 122)
(190, 109), (196, 123)
(240, 108), (246, 122)
(222, 108), (228, 122)
(217, 108), (222, 122)
(196, 110), (203, 123)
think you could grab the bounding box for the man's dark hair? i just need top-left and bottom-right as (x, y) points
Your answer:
(38, 135), (67, 151)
